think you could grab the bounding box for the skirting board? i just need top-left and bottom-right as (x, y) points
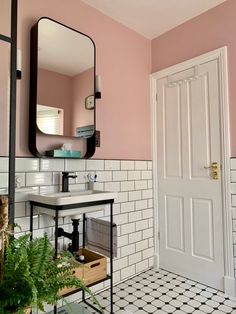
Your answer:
(153, 253), (159, 269)
(224, 276), (236, 297)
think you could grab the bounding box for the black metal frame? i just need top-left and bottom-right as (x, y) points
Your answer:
(0, 0), (17, 223)
(30, 199), (114, 314)
(0, 34), (11, 43)
(29, 17), (97, 159)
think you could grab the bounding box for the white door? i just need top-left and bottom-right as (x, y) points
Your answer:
(155, 58), (225, 290)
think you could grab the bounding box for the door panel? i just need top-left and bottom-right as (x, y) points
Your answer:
(191, 198), (214, 260)
(165, 195), (185, 252)
(188, 75), (211, 179)
(156, 60), (224, 290)
(164, 85), (182, 178)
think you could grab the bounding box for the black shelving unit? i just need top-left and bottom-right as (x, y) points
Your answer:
(0, 0), (18, 224)
(29, 199), (114, 314)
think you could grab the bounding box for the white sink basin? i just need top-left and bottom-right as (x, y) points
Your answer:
(29, 190), (117, 206)
(28, 190), (117, 217)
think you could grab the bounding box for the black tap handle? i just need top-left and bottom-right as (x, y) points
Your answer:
(70, 175), (77, 179)
(62, 171), (77, 178)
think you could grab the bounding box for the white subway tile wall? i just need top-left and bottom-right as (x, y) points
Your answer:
(0, 173), (8, 188)
(0, 158), (154, 300)
(0, 157), (9, 172)
(231, 158), (236, 277)
(16, 157), (40, 172)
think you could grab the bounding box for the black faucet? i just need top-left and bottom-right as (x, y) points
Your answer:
(61, 171), (77, 192)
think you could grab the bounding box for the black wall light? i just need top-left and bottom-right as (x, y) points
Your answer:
(16, 49), (21, 79)
(95, 74), (101, 99)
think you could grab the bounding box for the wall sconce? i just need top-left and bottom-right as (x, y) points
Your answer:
(95, 75), (101, 99)
(17, 49), (22, 80)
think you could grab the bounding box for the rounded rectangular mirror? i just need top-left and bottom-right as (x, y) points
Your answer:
(36, 18), (95, 138)
(29, 17), (97, 158)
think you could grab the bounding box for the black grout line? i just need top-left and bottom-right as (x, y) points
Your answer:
(86, 268), (236, 313)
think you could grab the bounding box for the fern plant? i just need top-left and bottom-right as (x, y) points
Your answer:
(0, 233), (102, 313)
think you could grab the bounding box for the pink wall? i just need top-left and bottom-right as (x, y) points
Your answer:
(7, 0), (236, 158)
(0, 0), (11, 37)
(17, 0), (151, 159)
(36, 67), (94, 156)
(38, 68), (73, 136)
(38, 67), (94, 137)
(0, 43), (10, 156)
(35, 68), (86, 156)
(72, 68), (94, 135)
(151, 0), (236, 156)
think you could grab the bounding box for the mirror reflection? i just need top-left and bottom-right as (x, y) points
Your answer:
(0, 41), (10, 157)
(0, 0), (11, 37)
(36, 18), (95, 138)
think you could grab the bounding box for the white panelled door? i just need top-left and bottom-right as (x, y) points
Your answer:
(156, 59), (225, 290)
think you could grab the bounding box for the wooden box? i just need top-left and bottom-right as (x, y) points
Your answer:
(60, 248), (107, 296)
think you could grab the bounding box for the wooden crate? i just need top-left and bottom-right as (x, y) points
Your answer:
(60, 248), (107, 296)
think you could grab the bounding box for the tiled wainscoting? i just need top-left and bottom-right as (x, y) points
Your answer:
(231, 158), (236, 278)
(0, 157), (154, 308)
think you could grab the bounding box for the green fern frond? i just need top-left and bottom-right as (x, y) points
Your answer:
(0, 232), (103, 313)
(28, 234), (53, 277)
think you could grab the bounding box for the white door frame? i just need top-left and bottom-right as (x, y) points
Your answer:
(150, 47), (235, 295)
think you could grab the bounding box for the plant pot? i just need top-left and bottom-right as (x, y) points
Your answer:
(12, 308), (31, 314)
(11, 309), (31, 314)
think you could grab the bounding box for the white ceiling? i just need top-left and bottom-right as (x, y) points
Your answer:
(81, 0), (226, 39)
(38, 18), (94, 76)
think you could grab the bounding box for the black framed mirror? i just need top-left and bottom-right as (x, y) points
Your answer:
(29, 17), (96, 158)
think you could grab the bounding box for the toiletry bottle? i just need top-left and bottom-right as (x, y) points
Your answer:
(78, 254), (85, 264)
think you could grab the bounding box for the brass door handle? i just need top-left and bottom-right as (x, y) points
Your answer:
(204, 162), (220, 180)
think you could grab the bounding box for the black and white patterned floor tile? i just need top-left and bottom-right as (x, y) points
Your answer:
(82, 268), (236, 313)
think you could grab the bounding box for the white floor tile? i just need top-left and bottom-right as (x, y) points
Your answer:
(80, 268), (236, 313)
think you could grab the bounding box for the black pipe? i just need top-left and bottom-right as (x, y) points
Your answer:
(57, 219), (80, 253)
